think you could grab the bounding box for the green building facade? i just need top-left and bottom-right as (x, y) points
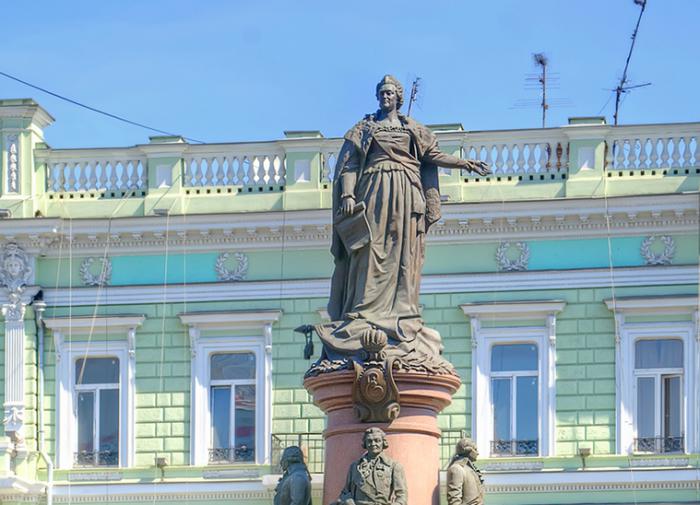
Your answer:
(0, 99), (698, 504)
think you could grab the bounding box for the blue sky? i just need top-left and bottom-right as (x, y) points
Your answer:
(2, 0), (698, 148)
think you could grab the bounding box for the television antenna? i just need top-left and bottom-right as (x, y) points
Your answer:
(512, 53), (571, 128)
(612, 0), (651, 125)
(407, 77), (421, 117)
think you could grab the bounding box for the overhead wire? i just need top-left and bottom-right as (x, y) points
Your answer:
(0, 70), (206, 144)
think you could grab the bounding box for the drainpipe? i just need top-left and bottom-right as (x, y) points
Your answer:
(32, 298), (53, 505)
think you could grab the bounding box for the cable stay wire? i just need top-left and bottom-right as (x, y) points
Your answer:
(0, 69), (206, 144)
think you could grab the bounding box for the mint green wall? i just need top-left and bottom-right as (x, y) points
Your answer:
(36, 282), (697, 469)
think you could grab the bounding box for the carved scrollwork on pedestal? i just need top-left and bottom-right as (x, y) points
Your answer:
(351, 328), (400, 423)
(215, 252), (249, 281)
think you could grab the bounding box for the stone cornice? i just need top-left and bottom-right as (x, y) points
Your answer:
(0, 193), (696, 255)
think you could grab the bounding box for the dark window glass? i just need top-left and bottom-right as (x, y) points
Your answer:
(516, 376), (538, 441)
(663, 375), (682, 438)
(492, 378), (511, 441)
(637, 377), (655, 438)
(75, 357), (119, 385)
(211, 386), (231, 449)
(234, 385), (256, 461)
(77, 391), (94, 454)
(635, 339), (683, 369)
(210, 353), (256, 381)
(491, 344), (538, 372)
(99, 389), (119, 462)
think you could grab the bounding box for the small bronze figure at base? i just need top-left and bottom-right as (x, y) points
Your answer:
(274, 446), (312, 505)
(446, 438), (484, 505)
(332, 427), (406, 505)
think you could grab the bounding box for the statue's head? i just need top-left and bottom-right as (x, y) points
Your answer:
(375, 75), (404, 111)
(362, 427), (389, 456)
(455, 437), (479, 461)
(280, 446), (305, 471)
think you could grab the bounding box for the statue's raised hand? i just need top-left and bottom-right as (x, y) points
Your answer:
(468, 160), (491, 176)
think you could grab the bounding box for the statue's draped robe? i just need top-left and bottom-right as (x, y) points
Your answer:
(318, 112), (469, 363)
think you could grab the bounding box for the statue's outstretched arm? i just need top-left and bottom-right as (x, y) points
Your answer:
(422, 142), (491, 176)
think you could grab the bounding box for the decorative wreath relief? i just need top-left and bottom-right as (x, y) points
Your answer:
(640, 235), (675, 266)
(80, 257), (112, 286)
(215, 252), (249, 281)
(496, 241), (530, 272)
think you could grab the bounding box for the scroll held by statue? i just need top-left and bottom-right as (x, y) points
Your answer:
(334, 201), (372, 253)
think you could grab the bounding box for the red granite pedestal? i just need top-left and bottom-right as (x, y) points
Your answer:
(304, 370), (461, 505)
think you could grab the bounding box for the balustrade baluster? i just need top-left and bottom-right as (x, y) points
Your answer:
(649, 139), (660, 169)
(659, 138), (671, 168)
(195, 158), (205, 186)
(670, 137), (681, 168)
(628, 139), (638, 170)
(638, 139), (649, 169)
(221, 157), (231, 185)
(67, 162), (77, 191)
(76, 161), (87, 191)
(505, 144), (515, 173)
(537, 143), (549, 172)
(232, 157), (241, 185)
(118, 162), (129, 190)
(515, 144), (525, 174)
(86, 161), (97, 190)
(243, 157), (252, 185)
(615, 141), (626, 170)
(681, 137), (692, 168)
(494, 145), (504, 174)
(262, 156), (271, 184)
(525, 144), (536, 173)
(692, 137), (699, 168)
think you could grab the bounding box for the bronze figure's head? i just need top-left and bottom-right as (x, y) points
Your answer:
(280, 445), (305, 470)
(455, 437), (479, 461)
(375, 75), (404, 111)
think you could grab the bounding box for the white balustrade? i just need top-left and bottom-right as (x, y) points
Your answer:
(605, 125), (698, 171)
(462, 130), (569, 175)
(36, 123), (698, 199)
(45, 154), (146, 193)
(184, 146), (286, 187)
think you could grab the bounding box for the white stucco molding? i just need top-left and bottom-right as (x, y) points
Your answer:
(178, 310), (281, 467)
(605, 295), (699, 455)
(460, 300), (565, 458)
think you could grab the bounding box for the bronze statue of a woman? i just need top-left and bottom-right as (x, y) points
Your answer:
(310, 75), (489, 373)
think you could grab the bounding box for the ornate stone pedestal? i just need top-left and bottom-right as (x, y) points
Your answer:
(304, 370), (461, 505)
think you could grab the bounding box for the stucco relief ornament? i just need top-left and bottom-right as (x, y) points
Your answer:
(495, 241), (529, 272)
(80, 256), (112, 286)
(215, 252), (249, 281)
(0, 243), (32, 320)
(640, 235), (675, 265)
(6, 135), (19, 193)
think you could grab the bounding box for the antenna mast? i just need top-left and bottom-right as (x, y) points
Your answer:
(407, 77), (421, 117)
(613, 0), (650, 125)
(533, 53), (548, 128)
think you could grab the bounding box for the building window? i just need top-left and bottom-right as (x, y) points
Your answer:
(461, 301), (564, 458)
(74, 357), (121, 466)
(209, 352), (257, 463)
(633, 338), (684, 453)
(179, 310), (281, 466)
(491, 344), (539, 456)
(45, 315), (142, 470)
(606, 296), (698, 455)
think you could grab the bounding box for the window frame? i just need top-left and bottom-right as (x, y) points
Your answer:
(606, 296), (698, 456)
(46, 315), (142, 470)
(180, 310), (281, 466)
(73, 356), (122, 466)
(619, 324), (695, 455)
(461, 301), (564, 458)
(490, 343), (540, 456)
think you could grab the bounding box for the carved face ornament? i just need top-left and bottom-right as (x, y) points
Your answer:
(0, 244), (31, 291)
